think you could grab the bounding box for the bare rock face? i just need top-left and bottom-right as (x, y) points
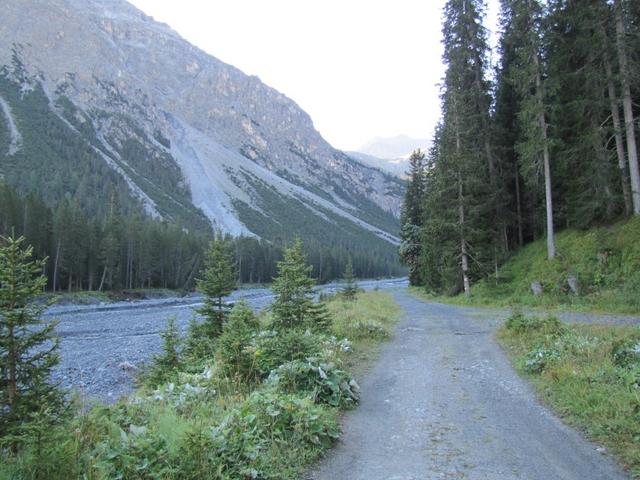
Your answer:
(0, 0), (403, 244)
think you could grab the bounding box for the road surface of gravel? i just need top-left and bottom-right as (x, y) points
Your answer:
(46, 279), (408, 402)
(308, 292), (633, 480)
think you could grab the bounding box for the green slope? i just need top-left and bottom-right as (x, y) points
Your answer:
(460, 217), (640, 313)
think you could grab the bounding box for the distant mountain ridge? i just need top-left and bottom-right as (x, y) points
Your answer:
(0, 0), (403, 256)
(346, 151), (409, 178)
(349, 135), (430, 178)
(358, 135), (430, 160)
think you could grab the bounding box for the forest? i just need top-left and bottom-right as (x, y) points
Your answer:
(400, 0), (640, 295)
(0, 183), (402, 291)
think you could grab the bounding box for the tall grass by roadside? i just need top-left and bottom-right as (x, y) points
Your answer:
(326, 291), (402, 377)
(0, 291), (400, 480)
(498, 312), (640, 477)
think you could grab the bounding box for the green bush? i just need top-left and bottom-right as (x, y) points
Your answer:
(612, 339), (640, 369)
(251, 329), (324, 378)
(182, 318), (217, 367)
(522, 347), (560, 374)
(504, 312), (564, 335)
(144, 317), (182, 387)
(267, 359), (360, 408)
(217, 301), (260, 382)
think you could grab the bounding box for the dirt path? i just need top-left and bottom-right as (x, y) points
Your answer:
(308, 292), (630, 480)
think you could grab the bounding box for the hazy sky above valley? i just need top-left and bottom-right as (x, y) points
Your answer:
(128, 0), (500, 152)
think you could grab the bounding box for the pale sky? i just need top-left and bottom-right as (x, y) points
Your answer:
(128, 0), (500, 151)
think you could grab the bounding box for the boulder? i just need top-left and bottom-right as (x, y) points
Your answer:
(567, 275), (580, 295)
(531, 281), (543, 296)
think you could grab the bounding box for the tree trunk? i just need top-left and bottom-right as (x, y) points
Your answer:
(52, 240), (61, 292)
(534, 54), (556, 259)
(615, 0), (640, 214)
(455, 111), (471, 297)
(98, 266), (107, 292)
(7, 320), (16, 410)
(514, 161), (524, 247)
(603, 25), (633, 215)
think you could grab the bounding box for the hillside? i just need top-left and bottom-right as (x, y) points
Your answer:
(0, 0), (404, 259)
(453, 218), (640, 313)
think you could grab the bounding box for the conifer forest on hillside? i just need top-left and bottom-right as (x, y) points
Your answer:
(400, 0), (640, 298)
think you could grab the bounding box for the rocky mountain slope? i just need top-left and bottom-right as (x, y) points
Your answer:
(0, 0), (403, 249)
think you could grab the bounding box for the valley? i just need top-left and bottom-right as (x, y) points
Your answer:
(47, 278), (408, 401)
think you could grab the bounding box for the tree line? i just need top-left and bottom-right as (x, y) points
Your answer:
(400, 0), (640, 294)
(0, 183), (398, 291)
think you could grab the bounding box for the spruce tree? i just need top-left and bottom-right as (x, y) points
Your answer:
(614, 0), (640, 214)
(196, 232), (236, 338)
(271, 238), (326, 330)
(146, 316), (182, 386)
(399, 150), (427, 285)
(424, 0), (496, 296)
(508, 0), (557, 259)
(341, 257), (358, 301)
(0, 234), (63, 439)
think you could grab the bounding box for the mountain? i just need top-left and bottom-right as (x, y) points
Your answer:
(358, 135), (430, 161)
(0, 0), (404, 259)
(346, 151), (409, 178)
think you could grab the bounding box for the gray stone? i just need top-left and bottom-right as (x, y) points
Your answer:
(568, 275), (580, 295)
(531, 281), (543, 296)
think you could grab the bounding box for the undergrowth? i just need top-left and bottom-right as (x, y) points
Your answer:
(414, 217), (640, 314)
(0, 291), (400, 479)
(498, 312), (640, 477)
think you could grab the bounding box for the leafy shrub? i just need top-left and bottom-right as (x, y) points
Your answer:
(551, 331), (601, 357)
(251, 329), (323, 378)
(522, 347), (560, 374)
(612, 339), (640, 368)
(131, 366), (217, 412)
(177, 391), (340, 479)
(267, 359), (360, 408)
(505, 312), (564, 335)
(238, 390), (340, 448)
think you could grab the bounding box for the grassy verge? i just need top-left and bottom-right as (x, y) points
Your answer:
(498, 312), (640, 477)
(0, 291), (400, 479)
(411, 217), (640, 315)
(326, 291), (402, 378)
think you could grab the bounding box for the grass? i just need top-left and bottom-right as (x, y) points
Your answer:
(326, 291), (402, 378)
(1, 291), (401, 479)
(498, 312), (640, 478)
(414, 217), (640, 314)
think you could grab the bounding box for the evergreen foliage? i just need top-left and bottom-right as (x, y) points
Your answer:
(341, 257), (358, 301)
(145, 317), (182, 386)
(271, 239), (318, 331)
(0, 184), (396, 294)
(404, 0), (640, 297)
(196, 233), (236, 338)
(217, 301), (260, 382)
(0, 234), (63, 444)
(399, 150), (427, 285)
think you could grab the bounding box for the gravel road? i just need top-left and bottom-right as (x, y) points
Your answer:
(308, 292), (634, 480)
(46, 279), (408, 402)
